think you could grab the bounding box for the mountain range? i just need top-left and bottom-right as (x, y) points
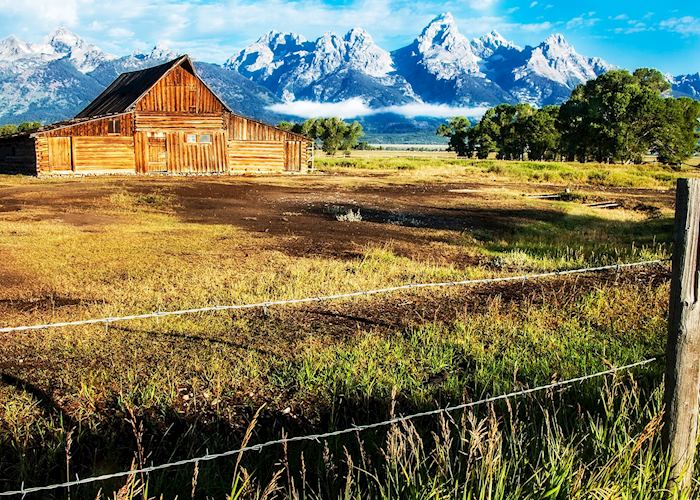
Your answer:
(0, 13), (697, 140)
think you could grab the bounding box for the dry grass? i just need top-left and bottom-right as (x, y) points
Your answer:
(0, 159), (686, 497)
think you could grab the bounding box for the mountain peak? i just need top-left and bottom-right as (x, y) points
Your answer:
(147, 43), (177, 60)
(345, 27), (371, 42)
(431, 12), (456, 25)
(542, 33), (571, 48)
(46, 26), (115, 72)
(412, 11), (482, 79)
(49, 27), (81, 46)
(472, 29), (519, 58)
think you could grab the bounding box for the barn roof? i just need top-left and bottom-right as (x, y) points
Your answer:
(75, 55), (232, 119)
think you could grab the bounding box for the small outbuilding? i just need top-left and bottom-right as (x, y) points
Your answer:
(0, 55), (311, 176)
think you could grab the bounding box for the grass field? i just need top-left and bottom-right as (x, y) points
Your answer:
(0, 157), (695, 498)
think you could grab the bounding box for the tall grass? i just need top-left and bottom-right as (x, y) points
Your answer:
(91, 375), (680, 499)
(316, 156), (697, 189)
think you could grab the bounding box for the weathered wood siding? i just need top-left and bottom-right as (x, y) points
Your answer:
(167, 131), (227, 173)
(227, 140), (285, 171)
(47, 137), (72, 171)
(40, 114), (134, 137)
(136, 66), (224, 114)
(41, 136), (135, 173)
(0, 136), (37, 174)
(224, 113), (309, 171)
(35, 136), (49, 174)
(134, 131), (148, 173)
(72, 137), (135, 171)
(284, 141), (307, 171)
(135, 113), (224, 130)
(225, 114), (303, 142)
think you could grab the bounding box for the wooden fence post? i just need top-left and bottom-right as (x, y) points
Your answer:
(663, 178), (700, 493)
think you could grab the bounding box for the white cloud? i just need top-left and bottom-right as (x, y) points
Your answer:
(267, 98), (489, 119)
(382, 102), (490, 118)
(516, 21), (553, 32)
(467, 0), (498, 11)
(566, 12), (599, 30)
(660, 16), (700, 35)
(529, 1), (538, 8)
(269, 98), (372, 119)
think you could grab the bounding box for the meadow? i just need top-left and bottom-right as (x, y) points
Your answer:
(0, 155), (695, 498)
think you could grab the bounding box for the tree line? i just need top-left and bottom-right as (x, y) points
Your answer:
(437, 68), (700, 165)
(0, 121), (41, 137)
(278, 117), (363, 155)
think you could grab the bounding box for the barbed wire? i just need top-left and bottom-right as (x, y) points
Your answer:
(0, 259), (668, 334)
(0, 357), (659, 497)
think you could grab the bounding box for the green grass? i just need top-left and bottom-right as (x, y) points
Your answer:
(316, 156), (697, 189)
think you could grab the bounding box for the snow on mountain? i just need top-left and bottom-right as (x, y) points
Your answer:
(514, 34), (603, 88)
(48, 27), (115, 72)
(471, 30), (520, 59)
(227, 27), (413, 105)
(671, 73), (700, 99)
(408, 12), (482, 80)
(392, 13), (514, 105)
(0, 18), (696, 133)
(0, 29), (114, 74)
(88, 44), (179, 86)
(227, 31), (309, 81)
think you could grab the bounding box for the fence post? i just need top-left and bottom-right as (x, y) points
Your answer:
(663, 178), (700, 493)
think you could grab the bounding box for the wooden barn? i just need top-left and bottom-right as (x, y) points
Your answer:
(0, 55), (311, 176)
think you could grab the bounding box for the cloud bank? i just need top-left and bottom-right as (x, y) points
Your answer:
(268, 98), (490, 119)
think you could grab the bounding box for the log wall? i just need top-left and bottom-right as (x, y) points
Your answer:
(72, 137), (135, 171)
(227, 140), (285, 171)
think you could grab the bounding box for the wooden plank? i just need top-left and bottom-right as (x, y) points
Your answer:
(47, 137), (72, 170)
(663, 178), (700, 494)
(136, 66), (224, 114)
(227, 140), (285, 171)
(72, 137), (135, 171)
(40, 113), (134, 138)
(135, 113), (223, 130)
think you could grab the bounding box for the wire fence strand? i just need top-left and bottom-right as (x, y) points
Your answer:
(0, 259), (668, 334)
(0, 357), (659, 497)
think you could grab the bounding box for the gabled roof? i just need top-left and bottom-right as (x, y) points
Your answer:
(75, 55), (232, 119)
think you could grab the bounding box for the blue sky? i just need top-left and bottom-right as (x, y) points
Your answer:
(0, 0), (698, 74)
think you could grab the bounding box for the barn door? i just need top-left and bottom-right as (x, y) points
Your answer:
(47, 137), (72, 171)
(285, 141), (302, 171)
(147, 136), (167, 171)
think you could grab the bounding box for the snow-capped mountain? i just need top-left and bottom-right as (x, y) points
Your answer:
(48, 27), (116, 72)
(88, 44), (179, 86)
(393, 14), (513, 105)
(0, 17), (696, 136)
(672, 73), (700, 99)
(0, 32), (274, 123)
(227, 28), (415, 106)
(493, 33), (611, 105)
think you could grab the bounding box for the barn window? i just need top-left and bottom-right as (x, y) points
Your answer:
(107, 119), (121, 135)
(185, 134), (197, 143)
(198, 134), (212, 144)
